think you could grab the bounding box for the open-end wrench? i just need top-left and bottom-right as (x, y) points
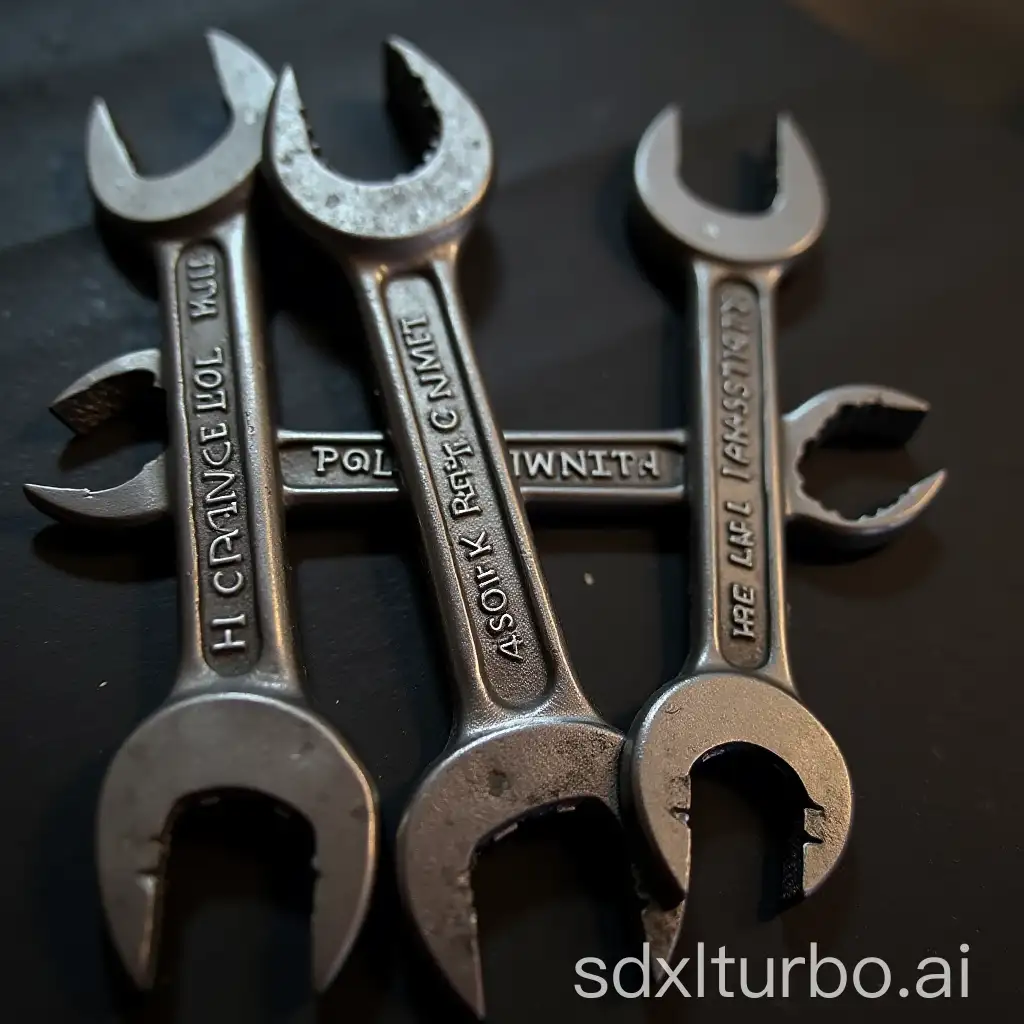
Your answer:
(624, 106), (946, 954)
(263, 39), (685, 1016)
(27, 343), (940, 541)
(33, 32), (377, 990)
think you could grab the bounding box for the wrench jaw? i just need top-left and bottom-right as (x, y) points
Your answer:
(24, 456), (168, 528)
(264, 39), (493, 261)
(787, 470), (947, 551)
(397, 720), (684, 1018)
(625, 673), (853, 933)
(634, 106), (827, 266)
(49, 348), (163, 435)
(86, 30), (274, 227)
(23, 348), (169, 527)
(784, 385), (948, 550)
(97, 691), (378, 991)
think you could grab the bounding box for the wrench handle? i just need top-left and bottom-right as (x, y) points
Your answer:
(354, 256), (593, 733)
(279, 429), (687, 508)
(157, 212), (302, 696)
(689, 259), (794, 693)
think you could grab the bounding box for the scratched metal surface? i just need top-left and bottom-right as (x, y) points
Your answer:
(0, 0), (1020, 1020)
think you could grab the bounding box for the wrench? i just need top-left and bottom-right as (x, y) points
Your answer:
(263, 39), (685, 1016)
(54, 32), (377, 990)
(624, 106), (945, 951)
(28, 345), (939, 540)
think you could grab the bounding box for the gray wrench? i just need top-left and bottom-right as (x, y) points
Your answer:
(264, 39), (685, 1016)
(625, 108), (945, 953)
(65, 32), (376, 990)
(27, 344), (940, 543)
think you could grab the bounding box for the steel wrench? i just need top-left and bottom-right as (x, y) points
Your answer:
(625, 107), (945, 954)
(29, 343), (939, 540)
(53, 32), (377, 990)
(263, 39), (685, 1016)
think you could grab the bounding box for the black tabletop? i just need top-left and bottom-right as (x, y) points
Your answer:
(1, 0), (1019, 1020)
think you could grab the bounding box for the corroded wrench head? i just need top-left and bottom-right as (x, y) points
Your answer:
(264, 36), (492, 259)
(99, 696), (376, 990)
(29, 32), (378, 991)
(401, 720), (653, 1016)
(24, 349), (169, 527)
(785, 384), (946, 548)
(87, 30), (275, 225)
(626, 107), (853, 924)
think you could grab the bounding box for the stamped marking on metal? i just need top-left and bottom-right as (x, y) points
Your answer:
(178, 244), (259, 673)
(713, 281), (767, 669)
(387, 275), (545, 706)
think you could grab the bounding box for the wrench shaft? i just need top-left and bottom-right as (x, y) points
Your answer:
(351, 257), (592, 731)
(691, 261), (793, 691)
(160, 212), (301, 695)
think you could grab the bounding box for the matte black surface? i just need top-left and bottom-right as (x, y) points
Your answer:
(1, 0), (1018, 1020)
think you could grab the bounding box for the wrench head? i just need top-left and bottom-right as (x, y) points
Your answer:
(87, 30), (274, 225)
(49, 348), (162, 435)
(265, 38), (492, 258)
(625, 674), (852, 921)
(97, 692), (377, 990)
(634, 106), (826, 265)
(783, 384), (947, 549)
(23, 348), (170, 527)
(397, 719), (683, 1018)
(25, 455), (168, 528)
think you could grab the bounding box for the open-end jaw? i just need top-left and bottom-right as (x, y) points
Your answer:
(264, 37), (492, 259)
(635, 105), (826, 265)
(23, 349), (169, 527)
(87, 30), (275, 225)
(98, 693), (376, 989)
(396, 713), (686, 1017)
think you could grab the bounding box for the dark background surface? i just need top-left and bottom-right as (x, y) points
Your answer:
(1, 0), (1020, 1020)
